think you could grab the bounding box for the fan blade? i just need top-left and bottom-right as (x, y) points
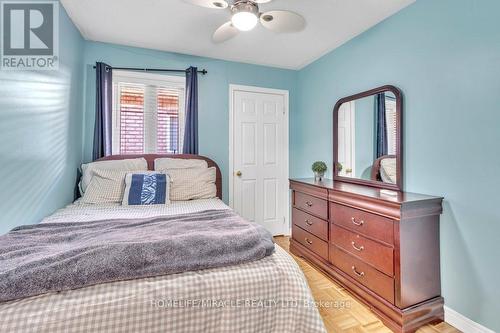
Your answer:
(260, 10), (306, 33)
(183, 0), (228, 9)
(253, 0), (273, 3)
(213, 21), (239, 43)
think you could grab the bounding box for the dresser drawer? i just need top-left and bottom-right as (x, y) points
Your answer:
(330, 224), (394, 276)
(292, 208), (328, 241)
(331, 245), (394, 304)
(294, 192), (328, 220)
(292, 225), (328, 260)
(330, 203), (394, 245)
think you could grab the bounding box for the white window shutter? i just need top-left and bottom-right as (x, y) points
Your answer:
(385, 99), (397, 155)
(143, 85), (158, 154)
(111, 71), (186, 155)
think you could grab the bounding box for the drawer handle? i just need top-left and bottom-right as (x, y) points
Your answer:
(305, 237), (313, 245)
(351, 241), (364, 252)
(351, 266), (365, 277)
(351, 217), (364, 226)
(305, 219), (313, 226)
(305, 201), (313, 207)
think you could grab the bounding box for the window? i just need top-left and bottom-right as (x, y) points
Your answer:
(385, 97), (397, 155)
(112, 71), (185, 155)
(157, 88), (181, 154)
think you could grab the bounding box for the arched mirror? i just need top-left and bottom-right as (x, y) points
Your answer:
(333, 85), (403, 191)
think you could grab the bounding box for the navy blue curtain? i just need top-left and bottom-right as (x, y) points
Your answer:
(375, 93), (388, 158)
(92, 62), (113, 161)
(183, 67), (199, 154)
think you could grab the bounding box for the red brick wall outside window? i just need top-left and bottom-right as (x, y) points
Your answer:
(157, 89), (180, 154)
(119, 85), (145, 154)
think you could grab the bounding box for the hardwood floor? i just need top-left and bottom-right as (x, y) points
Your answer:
(274, 236), (461, 333)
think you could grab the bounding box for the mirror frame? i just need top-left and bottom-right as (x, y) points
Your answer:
(333, 85), (403, 191)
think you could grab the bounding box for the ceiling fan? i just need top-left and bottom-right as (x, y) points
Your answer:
(183, 0), (306, 43)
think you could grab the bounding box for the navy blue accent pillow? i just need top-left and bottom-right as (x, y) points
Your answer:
(123, 173), (169, 206)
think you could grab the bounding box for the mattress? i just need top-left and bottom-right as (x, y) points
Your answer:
(0, 199), (326, 333)
(43, 198), (230, 223)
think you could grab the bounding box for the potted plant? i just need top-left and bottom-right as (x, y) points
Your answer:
(312, 161), (327, 181)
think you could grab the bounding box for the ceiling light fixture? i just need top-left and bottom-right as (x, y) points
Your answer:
(183, 0), (306, 43)
(231, 1), (259, 31)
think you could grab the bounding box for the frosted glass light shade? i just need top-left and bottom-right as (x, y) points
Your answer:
(232, 11), (258, 31)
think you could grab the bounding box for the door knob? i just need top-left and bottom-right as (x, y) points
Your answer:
(236, 171), (242, 177)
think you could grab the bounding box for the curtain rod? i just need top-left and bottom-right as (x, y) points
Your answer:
(93, 65), (207, 75)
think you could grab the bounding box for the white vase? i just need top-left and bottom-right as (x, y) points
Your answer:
(314, 171), (325, 181)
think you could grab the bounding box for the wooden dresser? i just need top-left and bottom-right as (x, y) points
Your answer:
(290, 178), (444, 333)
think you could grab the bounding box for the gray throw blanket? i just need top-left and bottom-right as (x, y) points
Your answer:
(0, 209), (275, 303)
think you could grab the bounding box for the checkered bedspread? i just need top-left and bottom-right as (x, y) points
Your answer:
(0, 200), (326, 333)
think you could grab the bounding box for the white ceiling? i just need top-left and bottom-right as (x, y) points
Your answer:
(61, 0), (415, 70)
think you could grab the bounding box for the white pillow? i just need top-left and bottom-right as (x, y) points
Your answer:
(155, 158), (208, 171)
(122, 172), (171, 206)
(81, 169), (141, 204)
(80, 158), (148, 194)
(380, 158), (397, 184)
(167, 167), (217, 201)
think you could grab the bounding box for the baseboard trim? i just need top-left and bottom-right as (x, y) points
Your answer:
(444, 306), (494, 333)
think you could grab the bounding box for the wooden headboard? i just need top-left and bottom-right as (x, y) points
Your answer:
(97, 154), (223, 200)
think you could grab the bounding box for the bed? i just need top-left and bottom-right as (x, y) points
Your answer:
(0, 154), (325, 333)
(370, 154), (397, 184)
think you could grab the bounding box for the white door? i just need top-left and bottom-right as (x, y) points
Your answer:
(230, 86), (288, 236)
(337, 101), (355, 177)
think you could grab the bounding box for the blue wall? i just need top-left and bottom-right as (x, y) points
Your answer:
(0, 5), (84, 234)
(82, 42), (297, 202)
(292, 0), (500, 330)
